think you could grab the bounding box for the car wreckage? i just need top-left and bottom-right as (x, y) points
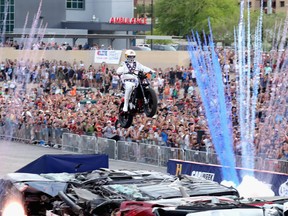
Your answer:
(0, 169), (287, 216)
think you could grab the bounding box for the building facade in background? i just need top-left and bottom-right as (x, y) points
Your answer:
(0, 0), (151, 49)
(249, 0), (288, 13)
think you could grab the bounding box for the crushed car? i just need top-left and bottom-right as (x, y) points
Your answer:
(115, 196), (288, 216)
(2, 169), (288, 216)
(0, 169), (240, 216)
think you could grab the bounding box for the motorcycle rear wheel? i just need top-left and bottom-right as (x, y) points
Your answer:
(118, 102), (133, 128)
(144, 87), (158, 117)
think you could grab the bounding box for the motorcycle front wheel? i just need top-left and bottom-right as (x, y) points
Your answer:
(143, 87), (158, 117)
(118, 102), (134, 128)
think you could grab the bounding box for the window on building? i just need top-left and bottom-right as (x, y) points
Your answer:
(262, 0), (277, 9)
(280, 1), (285, 7)
(0, 0), (14, 34)
(272, 1), (276, 8)
(67, 0), (84, 9)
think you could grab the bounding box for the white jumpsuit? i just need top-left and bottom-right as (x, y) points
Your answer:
(116, 60), (154, 112)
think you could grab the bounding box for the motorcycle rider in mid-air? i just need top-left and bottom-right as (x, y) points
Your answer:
(116, 49), (155, 112)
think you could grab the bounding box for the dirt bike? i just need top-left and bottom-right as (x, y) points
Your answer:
(118, 71), (158, 128)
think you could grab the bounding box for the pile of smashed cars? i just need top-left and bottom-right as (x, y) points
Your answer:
(0, 169), (287, 216)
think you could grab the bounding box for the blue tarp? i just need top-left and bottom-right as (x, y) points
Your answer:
(16, 154), (109, 174)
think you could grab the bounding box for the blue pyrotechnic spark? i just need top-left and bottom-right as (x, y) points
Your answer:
(188, 20), (239, 185)
(235, 0), (263, 175)
(249, 17), (262, 157)
(238, 0), (251, 172)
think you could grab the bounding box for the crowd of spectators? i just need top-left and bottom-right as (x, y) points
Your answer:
(2, 40), (112, 51)
(0, 48), (287, 162)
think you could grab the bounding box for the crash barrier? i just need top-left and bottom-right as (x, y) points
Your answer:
(61, 133), (288, 174)
(0, 122), (69, 147)
(0, 124), (287, 174)
(167, 159), (288, 196)
(97, 137), (117, 159)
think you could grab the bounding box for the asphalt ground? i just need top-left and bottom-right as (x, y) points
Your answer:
(0, 140), (167, 178)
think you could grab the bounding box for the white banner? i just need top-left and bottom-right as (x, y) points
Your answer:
(94, 50), (122, 64)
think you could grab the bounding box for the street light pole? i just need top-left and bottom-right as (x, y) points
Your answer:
(150, 0), (153, 48)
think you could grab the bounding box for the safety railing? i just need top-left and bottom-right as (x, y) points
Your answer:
(97, 137), (117, 159)
(1, 124), (288, 174)
(234, 155), (263, 170)
(138, 143), (159, 166)
(80, 135), (97, 154)
(62, 133), (81, 152)
(263, 158), (282, 173)
(60, 133), (288, 173)
(185, 149), (213, 165)
(0, 122), (68, 147)
(117, 141), (140, 162)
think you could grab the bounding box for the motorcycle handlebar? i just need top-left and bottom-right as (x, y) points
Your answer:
(137, 70), (148, 79)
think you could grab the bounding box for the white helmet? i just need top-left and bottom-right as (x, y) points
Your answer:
(125, 49), (136, 63)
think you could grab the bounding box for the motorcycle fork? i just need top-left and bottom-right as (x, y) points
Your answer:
(131, 90), (136, 104)
(138, 79), (148, 104)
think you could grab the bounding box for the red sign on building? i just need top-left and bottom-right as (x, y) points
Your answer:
(109, 17), (147, 25)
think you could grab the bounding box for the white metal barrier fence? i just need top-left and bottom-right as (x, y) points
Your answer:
(60, 133), (288, 173)
(0, 126), (287, 174)
(0, 122), (68, 146)
(97, 137), (117, 159)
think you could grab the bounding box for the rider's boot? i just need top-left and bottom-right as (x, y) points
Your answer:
(129, 102), (135, 110)
(123, 101), (128, 112)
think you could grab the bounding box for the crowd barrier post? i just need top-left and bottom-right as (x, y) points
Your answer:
(4, 122), (18, 140)
(62, 133), (81, 152)
(277, 159), (288, 173)
(117, 141), (139, 162)
(184, 149), (211, 164)
(41, 124), (49, 145)
(263, 158), (281, 172)
(24, 124), (32, 141)
(2, 127), (288, 175)
(138, 142), (159, 165)
(0, 124), (4, 138)
(205, 151), (220, 165)
(97, 137), (117, 159)
(254, 157), (263, 170)
(12, 123), (24, 142)
(18, 123), (31, 143)
(34, 124), (42, 143)
(158, 146), (171, 167)
(0, 122), (32, 143)
(78, 135), (97, 154)
(57, 128), (70, 147)
(48, 126), (56, 145)
(235, 155), (263, 170)
(9, 123), (21, 142)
